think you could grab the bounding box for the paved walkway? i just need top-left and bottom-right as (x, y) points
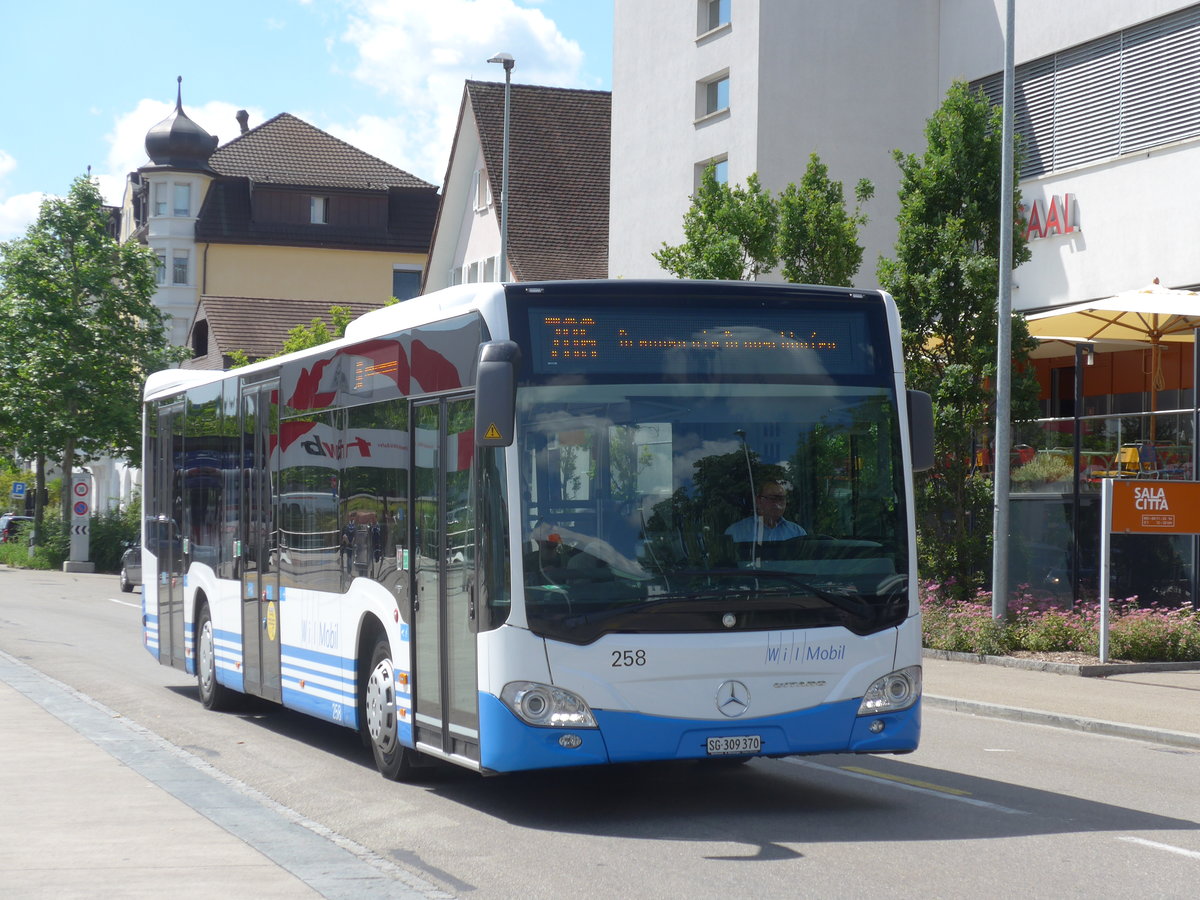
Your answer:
(0, 650), (446, 900)
(923, 654), (1200, 750)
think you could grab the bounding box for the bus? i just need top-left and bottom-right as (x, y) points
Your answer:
(140, 280), (933, 778)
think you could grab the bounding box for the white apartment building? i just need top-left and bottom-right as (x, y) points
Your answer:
(611, 0), (1200, 315)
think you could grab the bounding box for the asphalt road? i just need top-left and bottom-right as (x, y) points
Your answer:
(2, 565), (1199, 898)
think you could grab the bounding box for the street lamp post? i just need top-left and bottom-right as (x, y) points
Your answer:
(1072, 342), (1095, 606)
(487, 51), (515, 282)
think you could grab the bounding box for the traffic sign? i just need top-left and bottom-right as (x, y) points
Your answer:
(11, 482), (25, 499)
(73, 501), (89, 517)
(73, 481), (89, 497)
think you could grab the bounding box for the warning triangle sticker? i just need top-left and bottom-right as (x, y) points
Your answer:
(484, 423), (503, 440)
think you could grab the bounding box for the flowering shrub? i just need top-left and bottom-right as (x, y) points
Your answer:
(920, 582), (1200, 662)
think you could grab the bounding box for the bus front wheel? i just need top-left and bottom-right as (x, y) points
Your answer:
(364, 636), (413, 780)
(197, 603), (236, 711)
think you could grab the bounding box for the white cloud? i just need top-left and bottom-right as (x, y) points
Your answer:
(0, 149), (16, 179)
(331, 0), (586, 183)
(0, 190), (48, 242)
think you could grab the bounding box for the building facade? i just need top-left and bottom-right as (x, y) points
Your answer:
(611, 1), (1200, 600)
(611, 0), (1200, 312)
(424, 81), (610, 292)
(119, 86), (439, 352)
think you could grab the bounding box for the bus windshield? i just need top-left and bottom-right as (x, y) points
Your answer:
(517, 381), (909, 644)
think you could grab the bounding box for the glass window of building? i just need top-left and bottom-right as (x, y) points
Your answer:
(391, 267), (422, 301)
(702, 0), (730, 33)
(172, 250), (189, 285)
(173, 183), (190, 217)
(310, 196), (328, 224)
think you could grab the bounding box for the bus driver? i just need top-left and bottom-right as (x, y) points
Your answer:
(725, 480), (807, 545)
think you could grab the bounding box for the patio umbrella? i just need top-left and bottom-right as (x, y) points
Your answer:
(1025, 279), (1200, 436)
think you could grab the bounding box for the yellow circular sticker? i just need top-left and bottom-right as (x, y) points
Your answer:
(266, 601), (278, 641)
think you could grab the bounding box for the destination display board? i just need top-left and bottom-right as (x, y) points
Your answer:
(527, 306), (881, 377)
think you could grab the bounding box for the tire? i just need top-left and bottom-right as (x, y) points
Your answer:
(197, 603), (237, 711)
(363, 635), (414, 780)
(119, 565), (133, 593)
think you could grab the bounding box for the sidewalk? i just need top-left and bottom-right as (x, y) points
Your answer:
(0, 651), (444, 900)
(923, 653), (1200, 750)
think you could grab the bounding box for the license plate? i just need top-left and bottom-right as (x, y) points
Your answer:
(706, 735), (761, 756)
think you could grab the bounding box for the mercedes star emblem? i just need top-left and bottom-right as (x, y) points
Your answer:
(715, 680), (751, 717)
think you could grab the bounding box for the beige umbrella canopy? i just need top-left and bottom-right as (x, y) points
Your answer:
(1026, 279), (1200, 435)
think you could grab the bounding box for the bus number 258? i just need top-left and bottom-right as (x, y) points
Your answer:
(611, 650), (647, 667)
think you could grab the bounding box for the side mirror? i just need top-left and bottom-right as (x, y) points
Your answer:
(475, 340), (521, 447)
(907, 390), (934, 471)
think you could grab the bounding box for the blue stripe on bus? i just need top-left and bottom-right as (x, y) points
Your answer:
(478, 694), (921, 772)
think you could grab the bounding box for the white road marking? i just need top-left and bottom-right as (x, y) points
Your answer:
(781, 757), (1028, 815)
(109, 598), (140, 609)
(1120, 836), (1200, 861)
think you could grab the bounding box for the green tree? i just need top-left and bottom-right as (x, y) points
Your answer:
(654, 158), (873, 285)
(876, 81), (1041, 599)
(653, 167), (778, 279)
(0, 175), (182, 532)
(777, 154), (874, 286)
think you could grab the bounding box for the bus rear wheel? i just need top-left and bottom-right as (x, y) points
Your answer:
(197, 603), (236, 711)
(364, 636), (413, 780)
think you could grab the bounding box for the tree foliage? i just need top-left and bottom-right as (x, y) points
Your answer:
(654, 155), (873, 286)
(777, 155), (874, 286)
(876, 81), (1041, 599)
(653, 168), (778, 280)
(0, 175), (183, 528)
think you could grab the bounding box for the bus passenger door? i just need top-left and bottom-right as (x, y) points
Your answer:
(239, 379), (282, 703)
(411, 396), (480, 763)
(154, 402), (186, 671)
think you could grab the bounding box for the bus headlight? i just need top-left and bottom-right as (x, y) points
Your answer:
(500, 682), (597, 728)
(857, 666), (921, 715)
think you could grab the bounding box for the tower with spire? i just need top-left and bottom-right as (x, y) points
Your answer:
(123, 77), (218, 347)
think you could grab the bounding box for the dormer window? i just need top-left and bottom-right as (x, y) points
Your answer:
(310, 195), (328, 224)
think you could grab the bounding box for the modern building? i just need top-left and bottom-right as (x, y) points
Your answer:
(611, 1), (1200, 601)
(118, 82), (439, 353)
(424, 81), (610, 292)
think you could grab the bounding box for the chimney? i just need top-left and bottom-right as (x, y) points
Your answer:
(236, 109), (249, 134)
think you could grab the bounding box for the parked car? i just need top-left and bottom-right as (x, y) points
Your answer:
(0, 514), (33, 544)
(119, 542), (141, 593)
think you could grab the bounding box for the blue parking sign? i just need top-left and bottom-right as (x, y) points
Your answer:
(11, 482), (25, 499)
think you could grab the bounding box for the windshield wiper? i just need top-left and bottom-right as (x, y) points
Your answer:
(560, 569), (874, 628)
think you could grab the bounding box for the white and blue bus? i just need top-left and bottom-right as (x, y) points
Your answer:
(141, 280), (933, 778)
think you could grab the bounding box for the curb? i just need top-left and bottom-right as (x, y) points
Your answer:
(922, 648), (1200, 678)
(924, 694), (1200, 751)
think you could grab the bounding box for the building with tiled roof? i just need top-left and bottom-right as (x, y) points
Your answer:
(118, 84), (439, 358)
(423, 81), (610, 292)
(186, 296), (384, 369)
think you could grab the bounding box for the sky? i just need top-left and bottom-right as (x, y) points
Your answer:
(0, 0), (613, 241)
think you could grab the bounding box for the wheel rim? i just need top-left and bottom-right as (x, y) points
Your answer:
(365, 655), (397, 754)
(199, 619), (216, 697)
(120, 568), (129, 588)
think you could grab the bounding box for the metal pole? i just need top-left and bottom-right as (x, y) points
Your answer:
(488, 52), (515, 281)
(1072, 345), (1083, 606)
(1193, 327), (1200, 608)
(1099, 478), (1113, 662)
(1072, 342), (1094, 606)
(991, 0), (1016, 620)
